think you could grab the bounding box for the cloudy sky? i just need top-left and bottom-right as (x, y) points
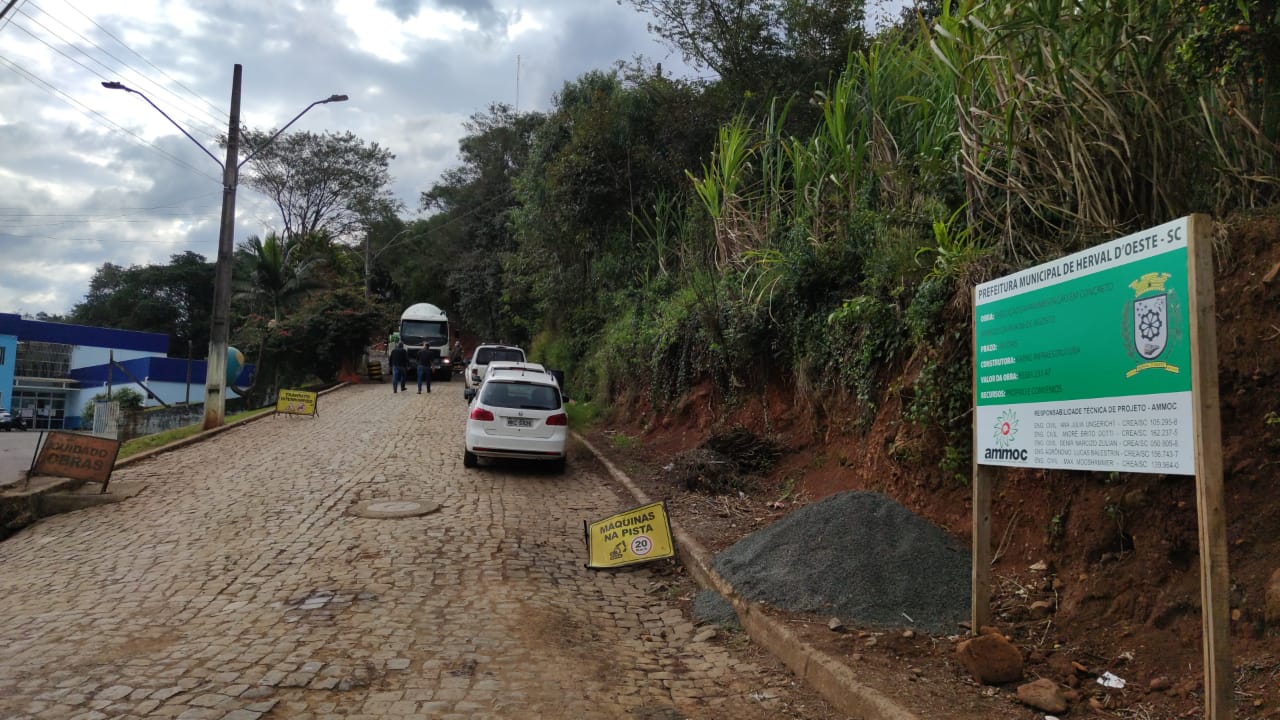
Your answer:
(0, 0), (708, 316)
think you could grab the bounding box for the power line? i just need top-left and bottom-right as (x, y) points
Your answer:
(0, 230), (218, 245)
(0, 52), (222, 183)
(0, 0), (28, 32)
(23, 1), (229, 139)
(57, 0), (230, 123)
(11, 6), (224, 143)
(0, 191), (223, 217)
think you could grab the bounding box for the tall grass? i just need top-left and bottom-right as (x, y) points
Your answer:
(928, 0), (1279, 257)
(595, 0), (1279, 439)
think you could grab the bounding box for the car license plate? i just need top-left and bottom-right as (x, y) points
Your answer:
(507, 417), (533, 428)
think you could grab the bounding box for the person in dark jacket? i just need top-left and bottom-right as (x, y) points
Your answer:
(389, 342), (409, 393)
(417, 346), (438, 394)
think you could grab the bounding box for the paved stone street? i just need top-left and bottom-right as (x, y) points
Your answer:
(0, 383), (830, 720)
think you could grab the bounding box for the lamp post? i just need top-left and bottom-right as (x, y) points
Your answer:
(104, 65), (347, 429)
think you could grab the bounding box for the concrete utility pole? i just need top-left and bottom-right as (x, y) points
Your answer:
(0, 0), (20, 24)
(203, 64), (243, 430)
(104, 66), (347, 430)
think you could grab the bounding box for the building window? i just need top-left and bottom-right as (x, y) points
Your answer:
(0, 345), (6, 365)
(15, 341), (72, 378)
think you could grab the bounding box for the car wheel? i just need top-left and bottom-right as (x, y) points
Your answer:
(463, 450), (477, 468)
(551, 458), (566, 474)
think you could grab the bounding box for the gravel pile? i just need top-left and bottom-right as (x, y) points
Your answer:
(691, 590), (740, 629)
(711, 490), (970, 635)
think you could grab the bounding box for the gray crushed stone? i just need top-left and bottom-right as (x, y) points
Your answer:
(711, 490), (970, 635)
(691, 590), (740, 629)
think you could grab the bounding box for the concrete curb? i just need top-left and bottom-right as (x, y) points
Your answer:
(575, 431), (921, 720)
(115, 383), (350, 469)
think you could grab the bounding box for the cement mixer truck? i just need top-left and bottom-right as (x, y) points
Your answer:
(399, 303), (453, 380)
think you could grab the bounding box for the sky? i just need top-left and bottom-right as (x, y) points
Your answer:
(0, 0), (707, 316)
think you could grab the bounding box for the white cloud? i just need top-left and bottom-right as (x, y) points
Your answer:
(0, 0), (695, 315)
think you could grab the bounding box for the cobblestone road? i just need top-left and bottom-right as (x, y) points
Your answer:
(0, 384), (834, 720)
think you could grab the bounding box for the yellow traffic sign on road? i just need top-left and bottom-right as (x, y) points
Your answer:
(276, 389), (318, 417)
(584, 500), (674, 569)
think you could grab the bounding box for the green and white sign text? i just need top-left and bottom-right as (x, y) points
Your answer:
(974, 218), (1194, 474)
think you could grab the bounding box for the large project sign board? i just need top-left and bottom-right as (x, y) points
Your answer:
(974, 217), (1194, 474)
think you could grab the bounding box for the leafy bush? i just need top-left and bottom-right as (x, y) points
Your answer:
(826, 293), (905, 422)
(82, 386), (145, 423)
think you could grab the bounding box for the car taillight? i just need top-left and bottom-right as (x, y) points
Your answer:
(546, 413), (568, 426)
(470, 407), (495, 421)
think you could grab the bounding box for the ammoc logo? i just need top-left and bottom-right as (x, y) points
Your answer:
(984, 447), (1029, 461)
(992, 409), (1019, 447)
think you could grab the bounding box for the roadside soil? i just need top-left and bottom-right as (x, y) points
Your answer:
(581, 208), (1280, 720)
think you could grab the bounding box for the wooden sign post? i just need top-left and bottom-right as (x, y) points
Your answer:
(32, 431), (122, 493)
(1187, 214), (1231, 719)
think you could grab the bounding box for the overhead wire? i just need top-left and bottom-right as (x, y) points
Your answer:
(22, 1), (229, 139)
(0, 192), (223, 217)
(0, 52), (222, 183)
(0, 230), (219, 246)
(0, 0), (28, 33)
(0, 2), (337, 255)
(56, 0), (230, 124)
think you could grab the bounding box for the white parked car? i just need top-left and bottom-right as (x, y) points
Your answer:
(482, 361), (556, 386)
(464, 344), (526, 389)
(463, 368), (567, 472)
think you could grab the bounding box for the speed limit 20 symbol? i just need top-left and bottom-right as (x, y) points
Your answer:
(630, 535), (653, 556)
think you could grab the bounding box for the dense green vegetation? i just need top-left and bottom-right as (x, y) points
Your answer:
(426, 0), (1278, 462)
(70, 0), (1279, 467)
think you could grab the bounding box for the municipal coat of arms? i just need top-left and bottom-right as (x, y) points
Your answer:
(1121, 272), (1182, 377)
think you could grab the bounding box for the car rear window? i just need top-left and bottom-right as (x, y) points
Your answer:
(480, 381), (561, 410)
(474, 347), (525, 365)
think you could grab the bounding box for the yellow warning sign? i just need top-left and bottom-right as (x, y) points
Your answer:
(276, 389), (318, 417)
(584, 500), (675, 569)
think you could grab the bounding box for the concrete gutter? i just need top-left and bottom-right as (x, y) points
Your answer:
(575, 432), (921, 720)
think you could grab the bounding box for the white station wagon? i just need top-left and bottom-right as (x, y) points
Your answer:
(463, 368), (567, 472)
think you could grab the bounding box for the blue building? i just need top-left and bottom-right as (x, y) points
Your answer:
(0, 313), (251, 430)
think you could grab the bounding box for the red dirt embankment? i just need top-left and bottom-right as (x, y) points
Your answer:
(604, 210), (1280, 719)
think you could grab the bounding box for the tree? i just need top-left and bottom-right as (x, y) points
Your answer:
(414, 104), (546, 342)
(506, 68), (716, 341)
(240, 130), (399, 243)
(238, 287), (391, 387)
(233, 233), (325, 321)
(70, 252), (214, 356)
(81, 386), (144, 424)
(623, 0), (865, 100)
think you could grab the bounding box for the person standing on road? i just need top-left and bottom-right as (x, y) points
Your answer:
(416, 346), (437, 394)
(389, 341), (409, 393)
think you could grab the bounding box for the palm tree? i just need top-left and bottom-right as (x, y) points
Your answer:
(233, 232), (324, 321)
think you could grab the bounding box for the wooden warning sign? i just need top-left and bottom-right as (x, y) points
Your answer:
(33, 431), (121, 491)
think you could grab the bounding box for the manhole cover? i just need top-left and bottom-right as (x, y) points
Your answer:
(348, 499), (440, 519)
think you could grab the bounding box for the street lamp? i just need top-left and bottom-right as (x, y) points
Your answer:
(103, 65), (347, 430)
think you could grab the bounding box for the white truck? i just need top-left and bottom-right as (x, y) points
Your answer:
(399, 303), (453, 380)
